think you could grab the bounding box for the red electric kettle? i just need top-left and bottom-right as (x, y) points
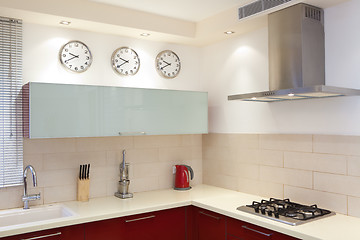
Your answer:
(174, 165), (194, 190)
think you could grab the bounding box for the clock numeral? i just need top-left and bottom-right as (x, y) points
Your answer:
(75, 43), (78, 47)
(69, 65), (72, 68)
(85, 62), (88, 65)
(81, 66), (84, 70)
(65, 49), (68, 52)
(130, 70), (133, 74)
(62, 54), (66, 57)
(75, 67), (78, 71)
(85, 50), (88, 54)
(86, 56), (90, 60)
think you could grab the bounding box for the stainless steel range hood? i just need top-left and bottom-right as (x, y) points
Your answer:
(228, 3), (360, 102)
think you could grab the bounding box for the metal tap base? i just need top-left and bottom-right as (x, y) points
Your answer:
(114, 192), (133, 199)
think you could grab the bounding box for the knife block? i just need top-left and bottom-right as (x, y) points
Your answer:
(77, 178), (90, 202)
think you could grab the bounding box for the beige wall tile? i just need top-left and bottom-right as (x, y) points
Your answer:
(260, 134), (312, 152)
(130, 176), (159, 193)
(284, 152), (347, 175)
(76, 136), (133, 152)
(90, 179), (108, 198)
(24, 138), (76, 154)
(133, 135), (181, 148)
(37, 169), (78, 188)
(258, 150), (283, 167)
(203, 133), (258, 149)
(0, 186), (24, 209)
(203, 173), (237, 191)
(348, 196), (360, 218)
(159, 147), (192, 162)
(259, 166), (313, 188)
(284, 185), (347, 214)
(126, 148), (159, 164)
(133, 162), (172, 178)
(43, 152), (107, 170)
(181, 134), (202, 147)
(314, 135), (360, 156)
(43, 185), (77, 204)
(235, 149), (259, 164)
(314, 172), (360, 197)
(237, 178), (283, 199)
(203, 146), (231, 161)
(348, 156), (360, 176)
(23, 154), (44, 171)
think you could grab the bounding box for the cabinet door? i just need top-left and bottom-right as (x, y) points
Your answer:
(102, 86), (208, 136)
(27, 82), (102, 138)
(227, 217), (300, 240)
(84, 207), (186, 240)
(193, 207), (226, 240)
(2, 224), (84, 240)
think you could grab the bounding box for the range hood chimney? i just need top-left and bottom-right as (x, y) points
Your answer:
(228, 3), (360, 102)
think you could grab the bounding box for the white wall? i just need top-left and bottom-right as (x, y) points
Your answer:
(202, 0), (360, 135)
(23, 23), (203, 92)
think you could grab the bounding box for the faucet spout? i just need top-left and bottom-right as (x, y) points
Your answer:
(23, 165), (40, 209)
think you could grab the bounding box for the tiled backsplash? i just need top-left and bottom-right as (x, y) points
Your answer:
(203, 133), (360, 218)
(0, 135), (202, 210)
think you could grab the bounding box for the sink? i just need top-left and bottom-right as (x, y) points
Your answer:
(0, 205), (76, 228)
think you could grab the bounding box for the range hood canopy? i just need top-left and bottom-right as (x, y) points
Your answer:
(229, 3), (360, 102)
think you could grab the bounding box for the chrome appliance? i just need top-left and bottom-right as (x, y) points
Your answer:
(115, 150), (133, 199)
(237, 198), (335, 226)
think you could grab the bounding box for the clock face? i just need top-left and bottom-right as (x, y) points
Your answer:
(59, 40), (92, 73)
(155, 50), (181, 78)
(111, 47), (140, 76)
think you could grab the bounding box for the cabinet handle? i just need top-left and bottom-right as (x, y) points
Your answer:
(125, 215), (156, 223)
(199, 211), (220, 220)
(242, 225), (273, 237)
(118, 132), (146, 136)
(21, 232), (61, 240)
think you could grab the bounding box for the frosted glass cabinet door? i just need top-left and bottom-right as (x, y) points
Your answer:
(102, 87), (208, 136)
(26, 83), (102, 138)
(23, 83), (208, 138)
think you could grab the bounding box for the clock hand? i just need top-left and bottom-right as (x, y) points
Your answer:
(163, 60), (171, 65)
(65, 55), (79, 63)
(69, 53), (79, 58)
(119, 57), (129, 63)
(160, 63), (171, 70)
(117, 61), (128, 68)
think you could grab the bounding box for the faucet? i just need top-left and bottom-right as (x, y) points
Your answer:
(22, 165), (41, 209)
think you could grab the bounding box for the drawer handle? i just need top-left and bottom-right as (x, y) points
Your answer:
(118, 132), (146, 136)
(199, 211), (220, 220)
(21, 232), (61, 240)
(125, 215), (156, 223)
(242, 225), (273, 237)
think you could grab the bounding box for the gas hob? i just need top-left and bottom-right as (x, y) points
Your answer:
(237, 198), (335, 226)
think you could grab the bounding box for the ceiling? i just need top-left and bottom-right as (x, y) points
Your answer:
(0, 0), (351, 46)
(90, 0), (246, 22)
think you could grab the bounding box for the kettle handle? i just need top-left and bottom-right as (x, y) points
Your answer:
(184, 165), (194, 180)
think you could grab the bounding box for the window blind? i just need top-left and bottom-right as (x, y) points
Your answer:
(0, 16), (23, 188)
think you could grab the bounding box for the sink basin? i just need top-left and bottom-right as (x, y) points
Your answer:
(0, 205), (76, 228)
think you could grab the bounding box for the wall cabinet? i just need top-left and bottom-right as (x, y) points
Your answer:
(23, 83), (208, 138)
(1, 224), (84, 240)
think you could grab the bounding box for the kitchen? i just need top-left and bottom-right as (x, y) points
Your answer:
(0, 0), (360, 239)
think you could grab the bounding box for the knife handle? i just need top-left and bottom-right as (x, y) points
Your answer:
(79, 165), (82, 180)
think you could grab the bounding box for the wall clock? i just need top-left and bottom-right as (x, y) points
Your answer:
(155, 50), (181, 78)
(111, 47), (140, 76)
(59, 40), (92, 73)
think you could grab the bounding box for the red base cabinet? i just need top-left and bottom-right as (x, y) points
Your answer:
(227, 217), (300, 240)
(84, 206), (186, 240)
(1, 224), (84, 240)
(192, 206), (226, 240)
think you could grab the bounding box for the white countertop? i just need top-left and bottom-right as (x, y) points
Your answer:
(1, 185), (360, 239)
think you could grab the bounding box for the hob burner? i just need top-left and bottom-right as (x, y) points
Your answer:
(237, 198), (335, 226)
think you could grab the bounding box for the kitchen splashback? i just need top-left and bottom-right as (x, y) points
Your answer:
(203, 133), (360, 218)
(0, 135), (202, 210)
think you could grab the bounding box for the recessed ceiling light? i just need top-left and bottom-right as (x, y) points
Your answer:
(60, 21), (71, 25)
(224, 31), (235, 35)
(140, 33), (150, 37)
